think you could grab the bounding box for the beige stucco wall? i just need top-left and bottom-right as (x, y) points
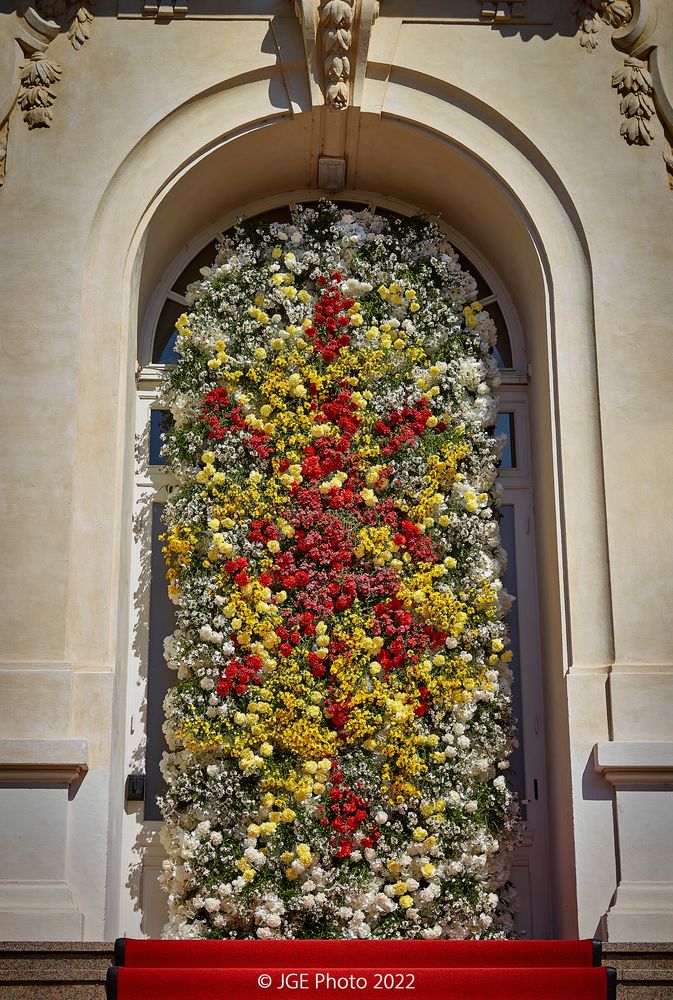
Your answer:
(0, 0), (671, 941)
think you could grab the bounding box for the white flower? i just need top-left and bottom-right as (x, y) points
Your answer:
(198, 624), (224, 645)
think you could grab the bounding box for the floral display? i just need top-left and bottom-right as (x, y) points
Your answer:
(158, 203), (519, 941)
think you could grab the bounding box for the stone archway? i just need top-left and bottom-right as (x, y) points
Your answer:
(73, 73), (613, 935)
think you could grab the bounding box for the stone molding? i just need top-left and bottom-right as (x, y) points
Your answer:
(596, 742), (673, 942)
(480, 1), (527, 22)
(594, 741), (673, 786)
(0, 739), (89, 787)
(141, 0), (188, 20)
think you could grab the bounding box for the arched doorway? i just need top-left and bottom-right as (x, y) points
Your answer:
(74, 84), (612, 937)
(122, 196), (551, 938)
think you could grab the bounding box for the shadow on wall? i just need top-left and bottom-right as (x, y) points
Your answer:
(2, 0), (586, 43)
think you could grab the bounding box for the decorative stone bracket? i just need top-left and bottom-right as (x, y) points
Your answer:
(1, 1), (95, 186)
(480, 2), (527, 22)
(141, 0), (188, 20)
(577, 0), (673, 183)
(292, 0), (380, 111)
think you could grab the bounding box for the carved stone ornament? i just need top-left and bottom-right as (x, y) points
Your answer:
(321, 0), (355, 109)
(612, 55), (656, 144)
(574, 0), (673, 182)
(0, 2), (86, 185)
(575, 0), (632, 50)
(292, 0), (380, 112)
(35, 0), (94, 50)
(18, 50), (63, 128)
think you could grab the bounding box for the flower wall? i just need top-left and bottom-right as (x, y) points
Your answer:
(159, 204), (518, 940)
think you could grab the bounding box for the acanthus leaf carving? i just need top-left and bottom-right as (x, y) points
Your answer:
(575, 0), (632, 49)
(612, 55), (656, 144)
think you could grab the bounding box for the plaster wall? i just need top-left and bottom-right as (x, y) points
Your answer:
(0, 0), (671, 941)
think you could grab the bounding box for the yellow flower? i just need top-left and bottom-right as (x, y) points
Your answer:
(399, 895), (413, 909)
(296, 843), (312, 866)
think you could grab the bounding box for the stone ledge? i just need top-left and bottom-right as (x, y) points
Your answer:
(595, 742), (673, 786)
(0, 741), (88, 787)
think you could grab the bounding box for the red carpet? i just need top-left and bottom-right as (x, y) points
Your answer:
(116, 936), (600, 969)
(108, 939), (616, 1000)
